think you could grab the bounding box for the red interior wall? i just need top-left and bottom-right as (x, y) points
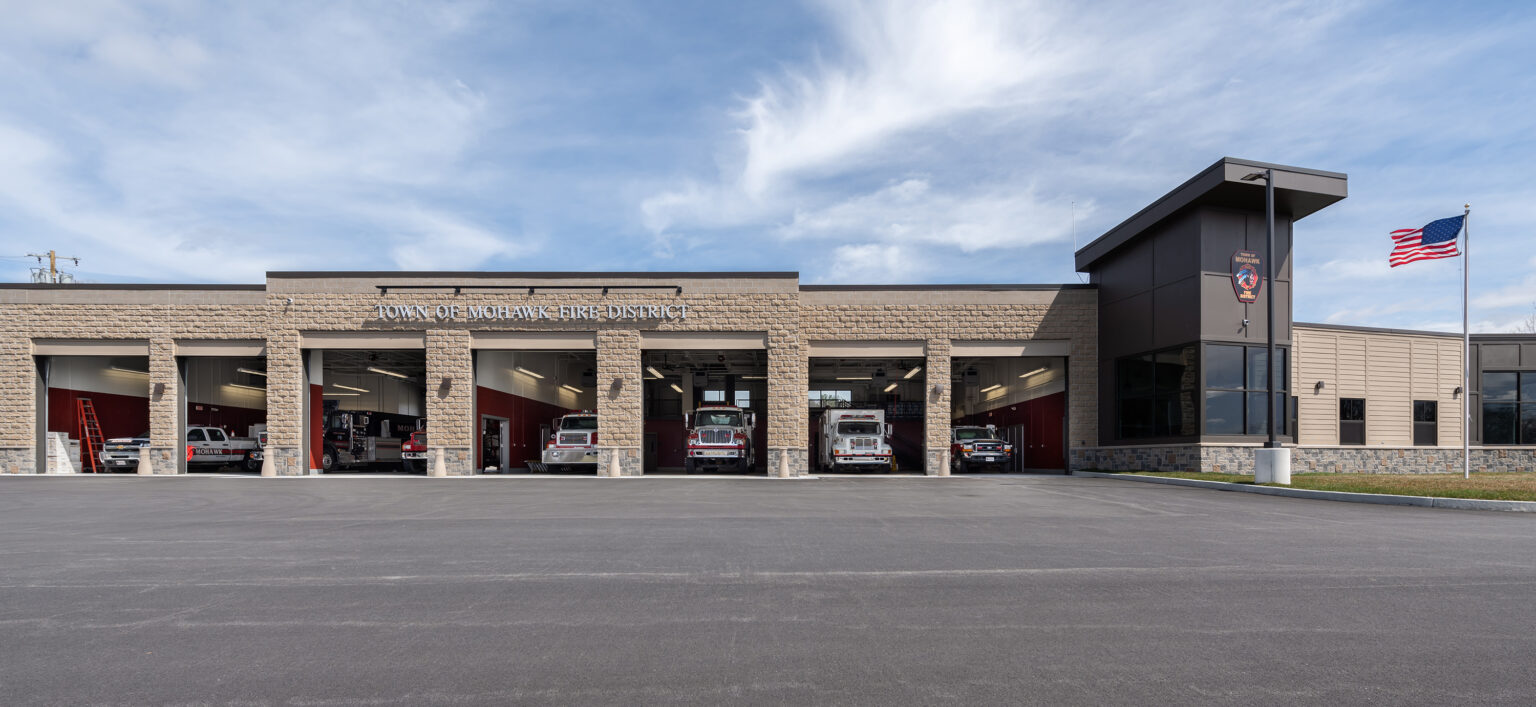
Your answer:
(47, 388), (149, 441)
(185, 402), (266, 439)
(310, 384), (324, 470)
(475, 386), (574, 470)
(961, 391), (1066, 470)
(647, 419), (686, 469)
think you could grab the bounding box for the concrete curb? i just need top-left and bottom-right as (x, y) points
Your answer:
(1075, 471), (1536, 512)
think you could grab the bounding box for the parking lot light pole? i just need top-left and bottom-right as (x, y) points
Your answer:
(1242, 168), (1290, 484)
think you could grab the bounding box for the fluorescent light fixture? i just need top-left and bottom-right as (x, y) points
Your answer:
(514, 366), (545, 379)
(835, 376), (871, 381)
(645, 366), (664, 379)
(226, 383), (266, 392)
(109, 366), (149, 375)
(323, 392), (360, 397)
(980, 384), (1002, 393)
(560, 384), (583, 393)
(669, 383), (684, 394)
(332, 383), (369, 393)
(1018, 367), (1048, 379)
(236, 367), (267, 377)
(741, 375), (767, 380)
(882, 383), (897, 393)
(368, 366), (408, 379)
(903, 366), (922, 379)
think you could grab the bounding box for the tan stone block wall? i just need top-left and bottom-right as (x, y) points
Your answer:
(426, 329), (474, 474)
(596, 330), (642, 476)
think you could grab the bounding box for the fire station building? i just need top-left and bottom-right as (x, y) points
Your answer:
(2, 157), (1533, 477)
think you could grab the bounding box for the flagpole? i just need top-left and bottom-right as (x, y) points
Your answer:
(1463, 204), (1471, 480)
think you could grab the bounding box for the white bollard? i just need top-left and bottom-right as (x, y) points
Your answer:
(606, 452), (621, 477)
(777, 451), (791, 478)
(1254, 447), (1291, 485)
(137, 446), (155, 475)
(259, 450), (275, 477)
(430, 448), (448, 477)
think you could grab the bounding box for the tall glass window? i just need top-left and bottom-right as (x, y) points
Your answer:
(1483, 372), (1536, 445)
(1115, 344), (1197, 439)
(1204, 344), (1289, 437)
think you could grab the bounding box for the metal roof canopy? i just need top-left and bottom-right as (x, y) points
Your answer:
(1074, 157), (1347, 272)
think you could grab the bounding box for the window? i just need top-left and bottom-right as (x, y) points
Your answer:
(1115, 344), (1197, 439)
(1482, 372), (1536, 445)
(207, 429), (226, 442)
(702, 390), (725, 402)
(808, 390), (852, 409)
(1204, 344), (1289, 437)
(1340, 398), (1365, 445)
(1413, 400), (1437, 446)
(187, 428), (206, 442)
(734, 390), (751, 408)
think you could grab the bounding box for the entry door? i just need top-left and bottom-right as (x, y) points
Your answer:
(498, 419), (511, 470)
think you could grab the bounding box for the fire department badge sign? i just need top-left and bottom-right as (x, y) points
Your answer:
(1231, 250), (1262, 303)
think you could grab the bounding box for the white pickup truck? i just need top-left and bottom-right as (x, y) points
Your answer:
(99, 426), (261, 472)
(542, 411), (598, 473)
(818, 409), (895, 473)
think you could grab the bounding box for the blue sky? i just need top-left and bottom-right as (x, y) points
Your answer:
(2, 0), (1533, 331)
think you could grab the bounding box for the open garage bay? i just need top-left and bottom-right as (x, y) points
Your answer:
(1, 477), (1534, 705)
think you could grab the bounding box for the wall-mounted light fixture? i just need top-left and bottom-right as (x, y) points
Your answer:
(932, 383), (946, 395)
(1453, 386), (1463, 397)
(1314, 381), (1325, 392)
(152, 382), (166, 396)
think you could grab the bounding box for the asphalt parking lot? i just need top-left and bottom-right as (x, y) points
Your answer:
(2, 475), (1534, 706)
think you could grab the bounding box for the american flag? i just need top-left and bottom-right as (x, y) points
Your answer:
(1389, 215), (1464, 267)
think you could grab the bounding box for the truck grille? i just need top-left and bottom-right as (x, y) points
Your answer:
(851, 437), (878, 450)
(558, 432), (590, 446)
(699, 429), (734, 444)
(975, 442), (1003, 452)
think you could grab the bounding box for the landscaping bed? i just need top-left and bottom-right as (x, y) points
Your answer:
(1094, 471), (1536, 502)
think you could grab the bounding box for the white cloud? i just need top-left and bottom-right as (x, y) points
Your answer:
(89, 31), (209, 88)
(816, 243), (924, 284)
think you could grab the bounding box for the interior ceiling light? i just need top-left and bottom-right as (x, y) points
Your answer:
(332, 383), (370, 393)
(109, 366), (149, 375)
(236, 367), (267, 377)
(560, 384), (583, 393)
(368, 366), (408, 379)
(514, 366), (545, 379)
(835, 376), (871, 381)
(980, 384), (1002, 393)
(226, 382), (266, 392)
(322, 392), (360, 397)
(669, 383), (684, 394)
(1019, 367), (1048, 379)
(883, 383), (897, 393)
(645, 366), (665, 379)
(741, 375), (767, 380)
(903, 366), (922, 379)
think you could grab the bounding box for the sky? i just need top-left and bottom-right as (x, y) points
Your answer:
(1, 0), (1533, 332)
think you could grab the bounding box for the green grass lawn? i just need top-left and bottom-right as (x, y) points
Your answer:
(1093, 470), (1536, 502)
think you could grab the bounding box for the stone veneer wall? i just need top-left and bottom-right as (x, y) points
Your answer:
(3, 278), (1095, 476)
(0, 288), (269, 474)
(1074, 444), (1536, 474)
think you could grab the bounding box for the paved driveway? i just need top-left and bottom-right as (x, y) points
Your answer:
(2, 475), (1533, 705)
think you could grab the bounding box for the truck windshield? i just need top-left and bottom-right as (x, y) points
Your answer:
(696, 412), (742, 427)
(561, 417), (598, 430)
(953, 428), (992, 441)
(838, 422), (880, 435)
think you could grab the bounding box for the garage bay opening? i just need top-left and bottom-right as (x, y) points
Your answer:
(474, 350), (597, 473)
(182, 356), (267, 473)
(808, 357), (924, 474)
(642, 350), (767, 474)
(950, 355), (1068, 473)
(310, 350), (426, 474)
(39, 355), (151, 473)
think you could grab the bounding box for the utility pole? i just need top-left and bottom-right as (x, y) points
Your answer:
(26, 251), (81, 284)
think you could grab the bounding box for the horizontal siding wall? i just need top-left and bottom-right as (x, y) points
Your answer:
(1293, 326), (1462, 447)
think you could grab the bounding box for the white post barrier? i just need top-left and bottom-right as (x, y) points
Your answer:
(777, 451), (791, 478)
(430, 448), (448, 477)
(606, 451), (621, 477)
(137, 446), (155, 475)
(259, 450), (275, 477)
(1254, 447), (1291, 485)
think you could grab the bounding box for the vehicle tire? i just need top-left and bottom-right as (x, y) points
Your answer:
(243, 454), (260, 473)
(404, 459), (424, 474)
(958, 459), (970, 474)
(889, 457), (899, 474)
(684, 458), (696, 475)
(321, 450), (335, 472)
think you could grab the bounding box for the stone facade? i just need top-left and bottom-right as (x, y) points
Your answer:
(2, 276), (1097, 477)
(1074, 444), (1536, 474)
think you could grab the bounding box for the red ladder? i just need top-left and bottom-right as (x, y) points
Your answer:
(77, 398), (104, 473)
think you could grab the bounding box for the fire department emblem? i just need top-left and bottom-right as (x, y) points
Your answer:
(1231, 250), (1262, 303)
